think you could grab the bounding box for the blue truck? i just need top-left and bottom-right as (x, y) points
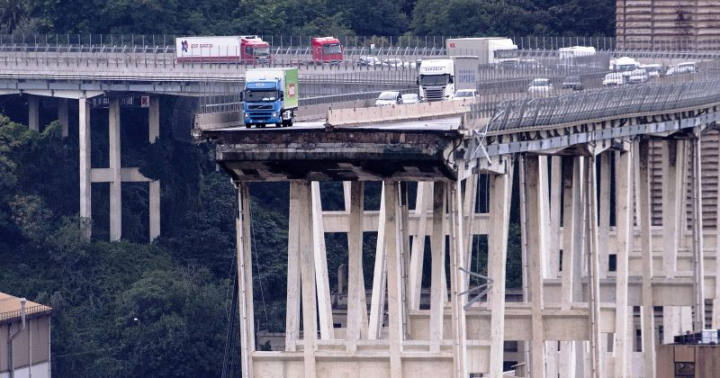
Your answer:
(242, 68), (299, 128)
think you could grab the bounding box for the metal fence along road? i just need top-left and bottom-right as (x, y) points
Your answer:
(479, 78), (720, 133)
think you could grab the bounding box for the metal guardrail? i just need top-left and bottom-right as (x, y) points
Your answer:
(479, 78), (720, 132)
(0, 304), (51, 323)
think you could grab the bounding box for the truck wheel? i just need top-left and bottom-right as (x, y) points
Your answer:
(275, 123), (282, 128)
(259, 124), (265, 128)
(287, 119), (294, 127)
(245, 123), (252, 129)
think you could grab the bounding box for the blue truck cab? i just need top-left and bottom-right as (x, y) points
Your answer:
(242, 68), (299, 128)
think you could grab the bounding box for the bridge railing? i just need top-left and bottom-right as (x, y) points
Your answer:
(479, 78), (720, 132)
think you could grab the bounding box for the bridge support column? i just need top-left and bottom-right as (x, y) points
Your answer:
(384, 181), (404, 378)
(58, 98), (69, 137)
(585, 155), (603, 378)
(149, 96), (160, 241)
(298, 182), (318, 377)
(429, 181), (446, 352)
(79, 98), (92, 239)
(488, 167), (513, 378)
(311, 182), (335, 340)
(28, 96), (39, 131)
(523, 155), (546, 378)
(285, 183), (302, 352)
(690, 135), (705, 331)
(236, 182), (255, 378)
(409, 182), (431, 311)
(346, 181), (365, 352)
(662, 140), (680, 278)
(599, 153), (611, 279)
(638, 139), (656, 378)
(109, 99), (122, 241)
(369, 184), (387, 340)
(614, 148), (632, 377)
(449, 180), (467, 378)
(560, 156), (584, 378)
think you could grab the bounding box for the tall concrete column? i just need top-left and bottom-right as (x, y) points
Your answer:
(429, 181), (446, 352)
(488, 170), (513, 378)
(449, 181), (468, 378)
(311, 182), (335, 340)
(369, 184), (387, 340)
(384, 181), (404, 378)
(28, 96), (39, 131)
(523, 155), (546, 378)
(58, 98), (69, 137)
(346, 182), (365, 352)
(409, 182), (431, 311)
(298, 182), (317, 377)
(662, 140), (679, 278)
(690, 135), (705, 331)
(236, 182), (255, 378)
(599, 153), (611, 279)
(614, 149), (632, 377)
(585, 156), (603, 378)
(285, 183), (302, 352)
(149, 96), (161, 241)
(638, 139), (656, 377)
(109, 99), (122, 241)
(79, 98), (92, 239)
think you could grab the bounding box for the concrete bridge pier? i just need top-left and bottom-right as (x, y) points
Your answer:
(79, 96), (161, 242)
(27, 95), (40, 132)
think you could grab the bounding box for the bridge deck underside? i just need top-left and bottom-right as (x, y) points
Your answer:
(208, 128), (462, 181)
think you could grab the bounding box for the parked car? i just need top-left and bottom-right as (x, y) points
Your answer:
(375, 91), (402, 106)
(627, 68), (649, 84)
(383, 58), (410, 68)
(357, 56), (382, 67)
(528, 78), (553, 93)
(666, 62), (697, 76)
(401, 93), (420, 104)
(641, 64), (663, 78)
(562, 76), (584, 90)
(603, 72), (625, 86)
(453, 89), (478, 100)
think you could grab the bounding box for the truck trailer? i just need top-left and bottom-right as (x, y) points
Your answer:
(445, 37), (519, 65)
(175, 35), (271, 64)
(242, 68), (299, 128)
(417, 56), (480, 102)
(312, 37), (343, 64)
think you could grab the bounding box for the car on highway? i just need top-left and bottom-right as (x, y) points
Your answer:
(452, 89), (478, 100)
(401, 93), (420, 104)
(375, 91), (403, 106)
(627, 68), (649, 84)
(562, 76), (584, 91)
(527, 78), (553, 93)
(603, 72), (625, 86)
(357, 56), (382, 67)
(666, 61), (697, 76)
(641, 64), (663, 78)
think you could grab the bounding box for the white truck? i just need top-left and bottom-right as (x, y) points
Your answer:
(445, 37), (519, 65)
(417, 56), (480, 102)
(175, 35), (271, 64)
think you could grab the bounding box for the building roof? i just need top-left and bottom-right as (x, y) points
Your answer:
(0, 292), (52, 325)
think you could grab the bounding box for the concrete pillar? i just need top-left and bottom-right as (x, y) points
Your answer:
(614, 149), (632, 377)
(399, 183), (412, 339)
(298, 182), (317, 377)
(429, 181), (446, 352)
(384, 181), (403, 378)
(285, 183), (302, 352)
(149, 96), (160, 241)
(585, 156), (603, 378)
(539, 156), (555, 279)
(449, 181), (468, 378)
(311, 182), (335, 340)
(28, 96), (39, 131)
(518, 156), (532, 370)
(369, 184), (387, 340)
(638, 139), (656, 377)
(79, 98), (91, 239)
(488, 171), (513, 378)
(346, 182), (365, 352)
(462, 174), (478, 270)
(714, 138), (720, 328)
(662, 140), (679, 278)
(523, 155), (546, 378)
(690, 136), (705, 331)
(550, 156), (562, 278)
(236, 183), (255, 378)
(599, 153), (611, 279)
(410, 182), (431, 311)
(109, 99), (122, 241)
(58, 98), (69, 137)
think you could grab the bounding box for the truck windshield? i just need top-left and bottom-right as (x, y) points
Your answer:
(322, 44), (342, 54)
(420, 74), (448, 86)
(245, 90), (277, 102)
(246, 46), (270, 56)
(495, 49), (519, 59)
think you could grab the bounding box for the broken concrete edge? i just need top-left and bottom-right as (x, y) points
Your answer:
(324, 111), (470, 130)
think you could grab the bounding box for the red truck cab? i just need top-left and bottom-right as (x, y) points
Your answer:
(312, 37), (343, 65)
(241, 35), (271, 64)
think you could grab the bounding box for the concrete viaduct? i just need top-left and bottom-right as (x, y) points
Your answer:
(199, 75), (720, 378)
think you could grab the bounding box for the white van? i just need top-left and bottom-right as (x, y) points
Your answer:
(603, 72), (625, 86)
(640, 64), (662, 78)
(667, 62), (697, 75)
(628, 68), (649, 84)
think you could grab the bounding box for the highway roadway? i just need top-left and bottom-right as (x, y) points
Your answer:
(214, 116), (462, 132)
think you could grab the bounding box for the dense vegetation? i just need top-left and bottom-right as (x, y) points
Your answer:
(1, 0), (615, 37)
(0, 2), (613, 376)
